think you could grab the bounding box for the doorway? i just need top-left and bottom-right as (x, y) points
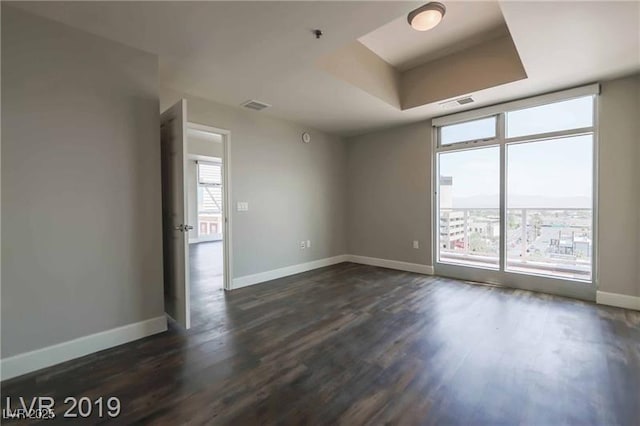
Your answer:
(186, 125), (229, 326)
(160, 98), (231, 330)
(432, 86), (598, 301)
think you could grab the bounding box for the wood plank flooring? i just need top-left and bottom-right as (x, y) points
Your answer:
(2, 256), (639, 425)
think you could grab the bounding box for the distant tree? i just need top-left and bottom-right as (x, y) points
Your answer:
(469, 233), (488, 253)
(531, 214), (543, 238)
(508, 214), (519, 230)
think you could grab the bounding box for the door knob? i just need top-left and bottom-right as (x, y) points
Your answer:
(174, 224), (185, 232)
(185, 225), (194, 231)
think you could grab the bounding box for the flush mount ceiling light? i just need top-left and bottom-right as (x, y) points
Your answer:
(408, 2), (446, 31)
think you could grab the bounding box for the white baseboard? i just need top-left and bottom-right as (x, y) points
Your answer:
(346, 255), (434, 275)
(596, 291), (640, 311)
(1, 316), (167, 381)
(232, 255), (350, 289)
(232, 254), (434, 290)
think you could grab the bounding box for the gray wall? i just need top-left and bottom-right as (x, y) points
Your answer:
(346, 122), (432, 265)
(188, 132), (223, 158)
(160, 88), (348, 278)
(598, 74), (640, 297)
(346, 74), (640, 298)
(1, 7), (164, 358)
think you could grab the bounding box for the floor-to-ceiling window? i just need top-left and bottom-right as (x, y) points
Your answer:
(197, 161), (223, 241)
(438, 146), (500, 269)
(433, 85), (597, 299)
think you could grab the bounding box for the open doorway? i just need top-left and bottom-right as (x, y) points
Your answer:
(160, 98), (231, 329)
(186, 123), (231, 326)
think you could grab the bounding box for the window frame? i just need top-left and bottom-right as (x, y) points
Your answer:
(431, 83), (599, 300)
(504, 96), (595, 140)
(197, 160), (223, 186)
(196, 160), (223, 214)
(438, 115), (499, 148)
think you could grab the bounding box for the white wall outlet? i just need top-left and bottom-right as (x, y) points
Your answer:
(413, 240), (420, 249)
(300, 241), (306, 249)
(306, 240), (311, 248)
(237, 202), (249, 211)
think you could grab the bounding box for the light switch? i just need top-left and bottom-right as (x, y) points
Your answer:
(237, 202), (249, 211)
(413, 240), (420, 249)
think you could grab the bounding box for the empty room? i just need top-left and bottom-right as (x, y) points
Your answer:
(1, 1), (639, 425)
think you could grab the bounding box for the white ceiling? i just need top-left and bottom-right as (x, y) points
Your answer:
(9, 1), (640, 137)
(359, 1), (507, 71)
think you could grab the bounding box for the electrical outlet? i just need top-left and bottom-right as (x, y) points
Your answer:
(300, 241), (306, 249)
(306, 240), (311, 248)
(413, 240), (420, 249)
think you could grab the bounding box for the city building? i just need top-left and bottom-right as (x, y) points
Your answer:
(439, 176), (465, 249)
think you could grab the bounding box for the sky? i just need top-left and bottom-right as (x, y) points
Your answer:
(438, 96), (594, 209)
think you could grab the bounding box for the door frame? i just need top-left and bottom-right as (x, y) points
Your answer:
(430, 84), (600, 301)
(187, 122), (233, 291)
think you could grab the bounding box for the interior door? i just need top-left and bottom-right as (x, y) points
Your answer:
(160, 99), (191, 329)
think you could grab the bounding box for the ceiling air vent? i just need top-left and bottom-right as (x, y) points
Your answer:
(438, 96), (475, 109)
(241, 100), (271, 111)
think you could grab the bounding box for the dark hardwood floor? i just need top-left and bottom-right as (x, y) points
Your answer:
(189, 241), (224, 328)
(2, 256), (639, 425)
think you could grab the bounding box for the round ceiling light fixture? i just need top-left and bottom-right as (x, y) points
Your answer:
(407, 2), (446, 31)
